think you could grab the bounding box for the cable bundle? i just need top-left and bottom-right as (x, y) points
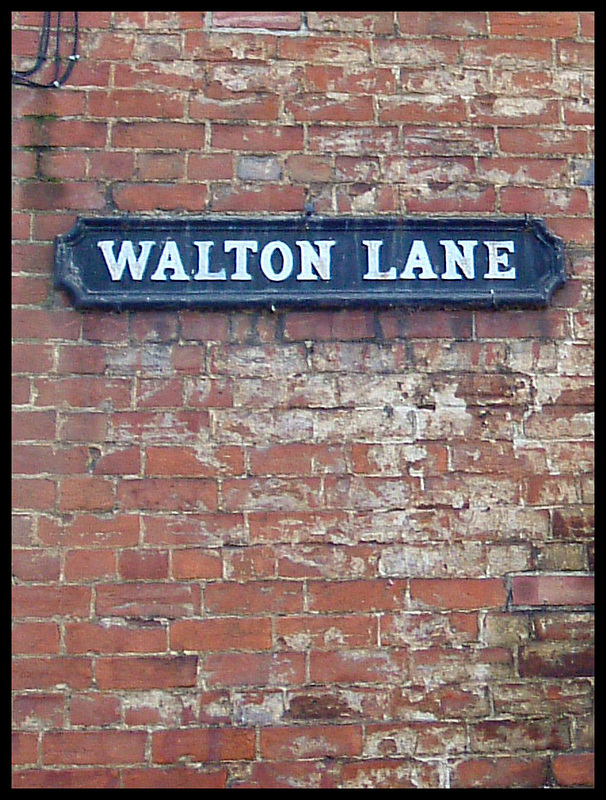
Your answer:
(12, 11), (79, 89)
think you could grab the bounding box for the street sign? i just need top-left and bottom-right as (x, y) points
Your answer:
(55, 216), (566, 310)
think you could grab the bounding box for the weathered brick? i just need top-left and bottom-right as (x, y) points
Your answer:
(213, 12), (302, 31)
(42, 730), (147, 766)
(410, 579), (507, 610)
(95, 582), (201, 618)
(171, 618), (272, 651)
(260, 724), (363, 760)
(122, 767), (227, 789)
(152, 727), (254, 764)
(510, 574), (594, 607)
(307, 579), (406, 613)
(452, 757), (550, 789)
(95, 655), (198, 689)
(552, 753), (594, 787)
(519, 642), (594, 678)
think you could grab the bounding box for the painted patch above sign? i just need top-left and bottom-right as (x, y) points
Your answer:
(54, 216), (565, 310)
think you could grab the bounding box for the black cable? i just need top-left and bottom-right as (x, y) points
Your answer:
(12, 11), (79, 89)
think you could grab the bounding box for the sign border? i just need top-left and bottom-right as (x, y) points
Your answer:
(54, 215), (566, 311)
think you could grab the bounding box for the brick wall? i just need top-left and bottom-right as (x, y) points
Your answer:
(12, 11), (594, 789)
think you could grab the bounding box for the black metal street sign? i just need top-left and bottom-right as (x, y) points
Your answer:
(54, 216), (565, 310)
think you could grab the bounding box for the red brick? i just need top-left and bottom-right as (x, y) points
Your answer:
(171, 617), (272, 651)
(152, 728), (255, 763)
(260, 724), (362, 760)
(475, 309), (569, 339)
(12, 344), (54, 376)
(500, 187), (589, 216)
(38, 514), (140, 549)
(205, 580), (304, 615)
(221, 477), (323, 513)
(185, 30), (278, 62)
(342, 758), (441, 789)
(171, 548), (223, 579)
(95, 656), (198, 689)
(117, 478), (218, 512)
(309, 11), (395, 35)
(411, 648), (513, 685)
(286, 94), (373, 123)
(13, 119), (107, 148)
(213, 12), (302, 30)
(12, 732), (38, 765)
(499, 127), (589, 156)
(12, 769), (120, 790)
(233, 761), (339, 789)
(34, 377), (132, 410)
(310, 649), (409, 685)
(397, 11), (487, 36)
(118, 548), (169, 579)
(38, 151), (87, 180)
(490, 11), (578, 38)
(307, 580), (406, 613)
(380, 96), (466, 124)
(519, 643), (594, 678)
(42, 730), (146, 766)
(557, 41), (594, 68)
(111, 121), (205, 149)
(276, 615), (378, 650)
(187, 153), (234, 181)
(12, 308), (81, 341)
(406, 185), (497, 213)
(89, 89), (186, 119)
(88, 151), (135, 180)
(95, 582), (200, 618)
(13, 693), (66, 729)
(113, 183), (207, 212)
(211, 124), (304, 152)
(69, 693), (121, 726)
(204, 652), (305, 688)
(65, 620), (167, 654)
(59, 476), (115, 512)
(580, 12), (594, 38)
(12, 622), (60, 654)
(374, 37), (460, 66)
(123, 767), (227, 789)
(211, 185), (305, 213)
(12, 585), (91, 619)
(552, 753), (594, 787)
(511, 574), (594, 607)
(191, 95), (279, 122)
(462, 38), (552, 67)
(12, 657), (93, 691)
(410, 579), (507, 610)
(453, 757), (550, 789)
(12, 548), (61, 581)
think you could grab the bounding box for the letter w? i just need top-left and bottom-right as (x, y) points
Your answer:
(97, 240), (156, 281)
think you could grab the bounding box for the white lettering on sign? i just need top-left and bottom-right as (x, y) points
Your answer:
(363, 239), (516, 281)
(224, 240), (257, 281)
(362, 240), (396, 280)
(400, 240), (439, 280)
(440, 239), (478, 281)
(260, 240), (293, 282)
(150, 240), (190, 281)
(193, 241), (224, 281)
(484, 240), (516, 280)
(296, 240), (335, 281)
(97, 240), (156, 281)
(97, 238), (517, 283)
